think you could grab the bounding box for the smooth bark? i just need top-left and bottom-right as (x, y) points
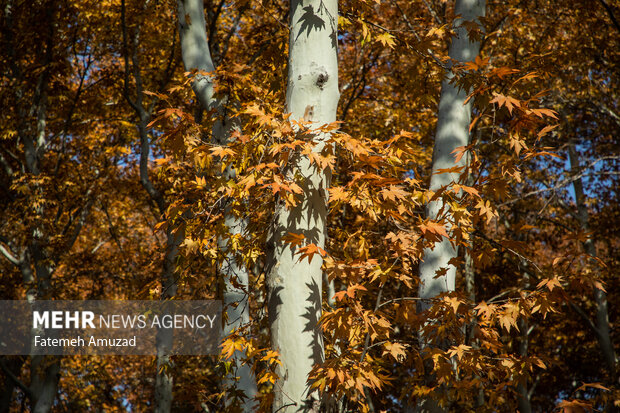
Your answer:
(266, 0), (339, 411)
(416, 1), (485, 412)
(418, 0), (485, 313)
(517, 270), (532, 413)
(178, 0), (216, 111)
(177, 1), (257, 410)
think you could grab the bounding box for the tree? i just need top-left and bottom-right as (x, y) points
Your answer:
(177, 0), (257, 410)
(0, 1), (89, 410)
(265, 0), (339, 411)
(119, 0), (182, 410)
(418, 0), (485, 312)
(416, 1), (485, 411)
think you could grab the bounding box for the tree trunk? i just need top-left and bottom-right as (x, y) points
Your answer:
(0, 357), (25, 413)
(568, 142), (617, 387)
(418, 0), (485, 313)
(121, 1), (181, 409)
(177, 1), (257, 410)
(177, 0), (216, 111)
(20, 17), (61, 409)
(29, 356), (60, 413)
(517, 271), (532, 413)
(416, 1), (485, 412)
(154, 224), (183, 413)
(266, 0), (339, 411)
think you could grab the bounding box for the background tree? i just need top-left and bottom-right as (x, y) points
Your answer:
(177, 0), (257, 409)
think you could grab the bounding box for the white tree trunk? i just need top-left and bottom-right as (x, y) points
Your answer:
(177, 1), (257, 410)
(178, 0), (215, 111)
(266, 0), (339, 411)
(416, 1), (485, 412)
(418, 0), (485, 312)
(154, 225), (183, 413)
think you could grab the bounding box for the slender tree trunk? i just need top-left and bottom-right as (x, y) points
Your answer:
(416, 1), (485, 412)
(464, 245), (484, 408)
(177, 1), (257, 410)
(29, 357), (60, 413)
(266, 0), (339, 411)
(154, 223), (183, 413)
(418, 0), (485, 313)
(121, 2), (180, 410)
(22, 23), (61, 412)
(568, 142), (617, 387)
(517, 270), (532, 413)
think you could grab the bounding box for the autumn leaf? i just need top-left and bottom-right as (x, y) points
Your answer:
(490, 92), (521, 114)
(296, 243), (327, 264)
(376, 32), (396, 48)
(419, 221), (449, 238)
(282, 232), (305, 248)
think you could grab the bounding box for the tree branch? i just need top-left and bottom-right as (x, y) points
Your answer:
(498, 156), (620, 207)
(120, 0), (141, 115)
(0, 359), (32, 400)
(568, 300), (600, 338)
(597, 0), (620, 33)
(0, 242), (21, 266)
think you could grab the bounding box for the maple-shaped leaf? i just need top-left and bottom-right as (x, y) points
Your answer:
(296, 243), (327, 264)
(220, 337), (244, 360)
(490, 92), (521, 114)
(380, 185), (407, 202)
(333, 290), (348, 302)
(282, 232), (305, 248)
(261, 350), (282, 366)
(376, 32), (396, 48)
(383, 342), (406, 361)
(509, 134), (527, 156)
(210, 146), (236, 158)
(475, 301), (496, 320)
(329, 186), (348, 202)
(536, 276), (562, 291)
(451, 146), (468, 163)
(447, 344), (471, 361)
(475, 199), (497, 224)
(419, 221), (448, 238)
(444, 296), (463, 314)
(433, 267), (449, 279)
(345, 284), (367, 299)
